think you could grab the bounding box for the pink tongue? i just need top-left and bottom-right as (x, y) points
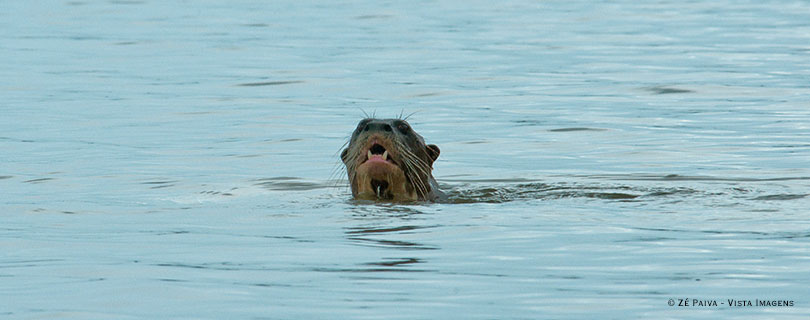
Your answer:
(367, 154), (387, 163)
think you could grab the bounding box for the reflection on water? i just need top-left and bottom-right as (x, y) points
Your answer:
(3, 0), (810, 318)
(346, 224), (438, 252)
(254, 177), (330, 191)
(254, 174), (808, 206)
(443, 175), (810, 204)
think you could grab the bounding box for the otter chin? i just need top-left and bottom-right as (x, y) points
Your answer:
(341, 118), (443, 202)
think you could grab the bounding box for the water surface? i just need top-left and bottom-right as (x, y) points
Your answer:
(2, 0), (809, 319)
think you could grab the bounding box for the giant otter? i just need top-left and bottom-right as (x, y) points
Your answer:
(341, 118), (443, 202)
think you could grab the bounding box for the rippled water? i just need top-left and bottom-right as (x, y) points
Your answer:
(2, 0), (810, 319)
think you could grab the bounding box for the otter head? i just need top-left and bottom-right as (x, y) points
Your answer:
(341, 118), (440, 201)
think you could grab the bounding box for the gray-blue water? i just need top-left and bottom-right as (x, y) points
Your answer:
(2, 1), (809, 319)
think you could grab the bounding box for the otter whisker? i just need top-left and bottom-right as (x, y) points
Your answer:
(396, 142), (431, 181)
(395, 139), (430, 167)
(399, 158), (427, 198)
(396, 141), (432, 181)
(411, 172), (428, 198)
(390, 142), (421, 194)
(403, 159), (429, 197)
(329, 138), (353, 188)
(402, 110), (419, 121)
(403, 149), (432, 173)
(395, 141), (430, 198)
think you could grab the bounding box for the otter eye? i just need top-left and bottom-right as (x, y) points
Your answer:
(395, 121), (410, 134)
(356, 119), (371, 132)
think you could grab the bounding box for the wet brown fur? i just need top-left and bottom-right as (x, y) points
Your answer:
(341, 118), (441, 201)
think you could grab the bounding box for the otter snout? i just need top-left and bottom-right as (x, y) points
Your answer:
(359, 120), (394, 134)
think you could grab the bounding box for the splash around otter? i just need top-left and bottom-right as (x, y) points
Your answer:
(341, 118), (444, 202)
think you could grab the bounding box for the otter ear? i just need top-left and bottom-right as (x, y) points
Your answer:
(426, 144), (440, 163)
(340, 148), (349, 163)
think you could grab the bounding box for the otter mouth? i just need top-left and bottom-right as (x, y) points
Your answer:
(361, 142), (400, 198)
(370, 179), (389, 197)
(351, 140), (408, 200)
(364, 143), (397, 166)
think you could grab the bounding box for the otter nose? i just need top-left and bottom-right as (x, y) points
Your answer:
(363, 121), (393, 133)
